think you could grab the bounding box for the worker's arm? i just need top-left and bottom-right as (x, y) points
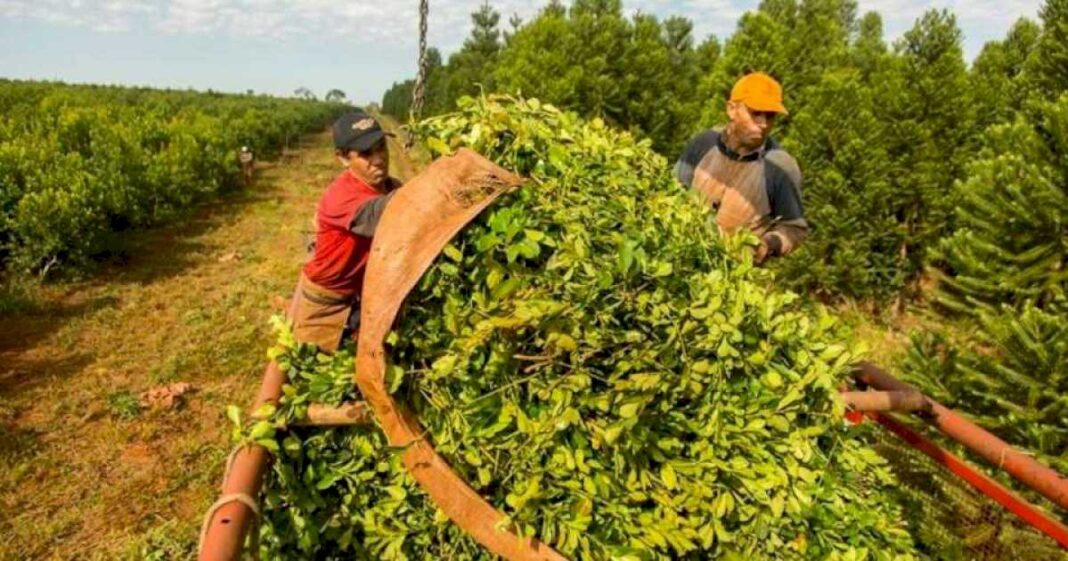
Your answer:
(761, 151), (808, 260)
(349, 190), (397, 237)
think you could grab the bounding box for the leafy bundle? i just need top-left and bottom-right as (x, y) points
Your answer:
(259, 96), (918, 560)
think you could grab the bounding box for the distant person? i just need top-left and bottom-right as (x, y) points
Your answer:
(675, 72), (808, 264)
(239, 146), (255, 187)
(289, 112), (402, 351)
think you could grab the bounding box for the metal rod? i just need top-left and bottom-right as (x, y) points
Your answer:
(854, 361), (1068, 512)
(869, 411), (1068, 549)
(295, 402), (372, 426)
(840, 390), (930, 412)
(199, 292), (299, 561)
(198, 361), (285, 560)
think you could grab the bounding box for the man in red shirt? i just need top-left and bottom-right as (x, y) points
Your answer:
(291, 111), (401, 351)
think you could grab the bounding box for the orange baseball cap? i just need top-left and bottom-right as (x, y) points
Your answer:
(730, 72), (788, 115)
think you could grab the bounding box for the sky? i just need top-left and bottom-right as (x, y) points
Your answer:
(0, 0), (1045, 105)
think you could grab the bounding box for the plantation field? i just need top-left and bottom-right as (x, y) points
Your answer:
(0, 80), (348, 276)
(0, 125), (421, 560)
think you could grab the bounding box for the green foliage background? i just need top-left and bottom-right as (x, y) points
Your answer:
(0, 80), (349, 275)
(382, 0), (983, 301)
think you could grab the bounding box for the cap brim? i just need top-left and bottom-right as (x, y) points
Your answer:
(744, 100), (789, 115)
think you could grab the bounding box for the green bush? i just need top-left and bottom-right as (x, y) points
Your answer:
(0, 79), (349, 275)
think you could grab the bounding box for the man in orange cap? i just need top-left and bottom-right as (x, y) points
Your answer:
(675, 72), (807, 263)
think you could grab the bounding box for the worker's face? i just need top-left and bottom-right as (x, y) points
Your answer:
(727, 101), (777, 151)
(345, 139), (389, 188)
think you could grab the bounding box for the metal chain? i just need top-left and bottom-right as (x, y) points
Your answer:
(410, 0), (429, 122)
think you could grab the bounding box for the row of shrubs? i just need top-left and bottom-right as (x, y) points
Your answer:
(0, 80), (350, 275)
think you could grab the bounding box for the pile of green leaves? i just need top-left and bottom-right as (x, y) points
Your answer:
(258, 95), (919, 560)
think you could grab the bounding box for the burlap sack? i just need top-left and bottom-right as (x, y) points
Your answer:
(355, 148), (565, 561)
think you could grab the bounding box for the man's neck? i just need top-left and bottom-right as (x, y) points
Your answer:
(722, 126), (762, 157)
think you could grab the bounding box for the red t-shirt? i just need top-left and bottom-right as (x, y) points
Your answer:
(302, 171), (383, 296)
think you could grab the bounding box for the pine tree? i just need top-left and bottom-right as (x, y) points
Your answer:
(932, 94), (1068, 314)
(1025, 0), (1068, 99)
(906, 14), (1068, 480)
(617, 13), (680, 151)
(381, 80), (414, 119)
(786, 0), (856, 93)
(492, 5), (585, 111)
(774, 69), (905, 300)
(441, 3), (503, 108)
(875, 10), (975, 291)
(970, 18), (1040, 133)
(493, 5), (697, 153)
(852, 11), (887, 79)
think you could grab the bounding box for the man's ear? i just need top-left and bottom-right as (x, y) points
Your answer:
(335, 149), (350, 167)
(725, 101), (740, 122)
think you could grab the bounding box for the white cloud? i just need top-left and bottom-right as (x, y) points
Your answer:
(1, 0), (158, 31)
(858, 0), (1040, 36)
(0, 0), (1046, 57)
(637, 0), (747, 40)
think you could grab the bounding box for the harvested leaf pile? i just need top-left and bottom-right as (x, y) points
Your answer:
(254, 96), (919, 560)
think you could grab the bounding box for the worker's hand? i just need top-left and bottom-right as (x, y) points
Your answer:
(754, 234), (782, 265)
(754, 240), (770, 265)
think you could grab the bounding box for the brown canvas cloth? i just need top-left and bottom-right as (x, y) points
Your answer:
(355, 148), (565, 561)
(289, 273), (354, 352)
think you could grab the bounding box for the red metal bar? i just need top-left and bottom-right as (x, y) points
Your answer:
(840, 390), (930, 412)
(854, 362), (1068, 512)
(869, 411), (1068, 549)
(198, 360), (285, 560)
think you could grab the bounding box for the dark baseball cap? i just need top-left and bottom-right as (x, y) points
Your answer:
(332, 111), (393, 152)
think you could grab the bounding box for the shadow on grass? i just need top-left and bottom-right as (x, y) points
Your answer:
(0, 422), (40, 466)
(87, 182), (288, 287)
(0, 293), (117, 353)
(0, 351), (96, 397)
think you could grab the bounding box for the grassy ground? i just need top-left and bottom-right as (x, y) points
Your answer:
(0, 128), (421, 560)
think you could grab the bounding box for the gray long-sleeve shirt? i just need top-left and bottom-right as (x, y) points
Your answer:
(675, 130), (808, 257)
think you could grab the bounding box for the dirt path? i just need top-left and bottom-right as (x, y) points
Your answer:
(0, 127), (420, 560)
